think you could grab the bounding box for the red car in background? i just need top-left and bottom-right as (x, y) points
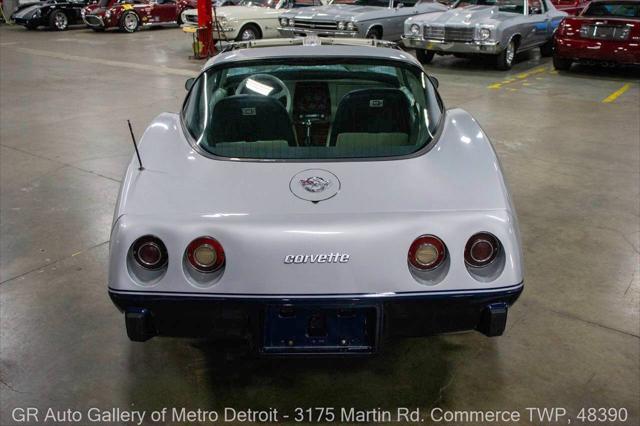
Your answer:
(553, 0), (640, 69)
(552, 0), (590, 15)
(83, 0), (196, 32)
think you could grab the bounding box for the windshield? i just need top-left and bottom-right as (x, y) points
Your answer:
(182, 58), (442, 160)
(583, 1), (640, 18)
(454, 0), (525, 13)
(239, 0), (280, 7)
(98, 0), (111, 6)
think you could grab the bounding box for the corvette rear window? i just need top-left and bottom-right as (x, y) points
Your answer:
(182, 58), (443, 160)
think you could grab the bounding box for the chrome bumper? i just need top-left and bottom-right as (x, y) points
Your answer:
(278, 27), (359, 38)
(402, 36), (501, 55)
(83, 15), (104, 28)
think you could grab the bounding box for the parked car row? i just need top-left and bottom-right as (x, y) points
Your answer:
(9, 0), (639, 70)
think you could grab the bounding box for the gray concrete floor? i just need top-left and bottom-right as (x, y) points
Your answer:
(1, 24), (639, 425)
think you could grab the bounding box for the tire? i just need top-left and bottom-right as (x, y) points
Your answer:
(120, 11), (139, 33)
(540, 39), (553, 57)
(235, 24), (260, 41)
(416, 49), (435, 64)
(49, 10), (68, 31)
(553, 55), (572, 71)
(495, 38), (517, 70)
(366, 27), (382, 40)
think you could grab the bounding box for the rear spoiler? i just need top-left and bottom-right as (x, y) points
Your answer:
(221, 36), (400, 53)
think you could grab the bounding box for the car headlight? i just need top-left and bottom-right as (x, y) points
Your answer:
(478, 27), (491, 41)
(280, 17), (287, 26)
(337, 21), (345, 31)
(288, 18), (295, 27)
(410, 23), (420, 36)
(105, 10), (111, 18)
(346, 21), (355, 31)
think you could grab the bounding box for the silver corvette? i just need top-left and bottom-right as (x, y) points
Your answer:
(278, 0), (448, 41)
(108, 38), (523, 355)
(403, 0), (567, 69)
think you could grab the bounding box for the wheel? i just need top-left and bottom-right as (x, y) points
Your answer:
(235, 24), (260, 41)
(553, 55), (572, 71)
(366, 27), (381, 39)
(540, 39), (553, 57)
(49, 11), (68, 31)
(495, 38), (517, 70)
(176, 8), (191, 26)
(120, 11), (139, 33)
(416, 49), (435, 64)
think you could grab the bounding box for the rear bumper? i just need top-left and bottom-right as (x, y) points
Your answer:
(555, 37), (640, 65)
(402, 36), (502, 55)
(109, 283), (523, 353)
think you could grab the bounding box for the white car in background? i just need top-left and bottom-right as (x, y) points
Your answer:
(181, 0), (328, 41)
(108, 37), (524, 355)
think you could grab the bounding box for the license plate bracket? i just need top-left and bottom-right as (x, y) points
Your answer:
(261, 304), (379, 355)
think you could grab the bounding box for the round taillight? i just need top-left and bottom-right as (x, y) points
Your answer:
(465, 232), (500, 268)
(408, 235), (447, 271)
(132, 236), (167, 270)
(187, 236), (225, 273)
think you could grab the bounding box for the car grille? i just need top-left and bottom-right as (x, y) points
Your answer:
(425, 25), (475, 42)
(580, 25), (630, 41)
(84, 15), (103, 26)
(185, 14), (197, 24)
(293, 20), (338, 31)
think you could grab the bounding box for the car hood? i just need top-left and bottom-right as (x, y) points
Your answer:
(282, 4), (386, 20)
(412, 5), (506, 25)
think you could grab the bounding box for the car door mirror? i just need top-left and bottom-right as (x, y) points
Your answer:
(529, 6), (542, 14)
(428, 75), (439, 88)
(185, 77), (195, 91)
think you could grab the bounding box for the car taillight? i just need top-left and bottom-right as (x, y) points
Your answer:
(465, 232), (500, 268)
(132, 236), (168, 270)
(186, 236), (225, 272)
(408, 235), (447, 271)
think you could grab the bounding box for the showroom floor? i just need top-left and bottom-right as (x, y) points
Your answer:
(1, 24), (639, 425)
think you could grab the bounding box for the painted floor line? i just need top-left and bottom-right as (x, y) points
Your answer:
(488, 65), (549, 89)
(11, 47), (197, 77)
(602, 83), (631, 103)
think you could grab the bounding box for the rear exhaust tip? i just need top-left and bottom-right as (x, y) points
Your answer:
(125, 308), (155, 342)
(478, 303), (508, 337)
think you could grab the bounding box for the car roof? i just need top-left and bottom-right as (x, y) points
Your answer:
(202, 43), (422, 71)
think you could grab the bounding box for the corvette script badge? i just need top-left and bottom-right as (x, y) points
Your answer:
(290, 169), (340, 202)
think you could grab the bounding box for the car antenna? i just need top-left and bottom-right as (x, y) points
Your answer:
(127, 120), (144, 171)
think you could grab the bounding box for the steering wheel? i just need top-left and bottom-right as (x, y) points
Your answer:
(235, 74), (292, 114)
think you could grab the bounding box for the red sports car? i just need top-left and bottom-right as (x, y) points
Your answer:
(553, 0), (640, 69)
(83, 0), (196, 32)
(552, 0), (590, 15)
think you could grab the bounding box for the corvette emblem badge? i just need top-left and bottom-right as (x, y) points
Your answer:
(290, 169), (340, 202)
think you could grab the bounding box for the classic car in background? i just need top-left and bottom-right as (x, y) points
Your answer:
(403, 0), (567, 69)
(83, 0), (196, 32)
(11, 0), (90, 30)
(278, 0), (448, 40)
(553, 0), (640, 69)
(180, 0), (327, 41)
(551, 0), (589, 15)
(108, 37), (523, 352)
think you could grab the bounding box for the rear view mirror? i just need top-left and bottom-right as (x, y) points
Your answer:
(185, 77), (195, 91)
(429, 75), (439, 88)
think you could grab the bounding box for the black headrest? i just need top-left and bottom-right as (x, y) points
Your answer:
(329, 88), (411, 146)
(209, 95), (296, 146)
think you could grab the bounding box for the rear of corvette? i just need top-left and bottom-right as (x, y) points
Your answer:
(108, 44), (523, 355)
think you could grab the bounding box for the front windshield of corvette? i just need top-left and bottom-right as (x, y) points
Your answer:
(182, 59), (443, 160)
(583, 1), (640, 18)
(454, 0), (525, 13)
